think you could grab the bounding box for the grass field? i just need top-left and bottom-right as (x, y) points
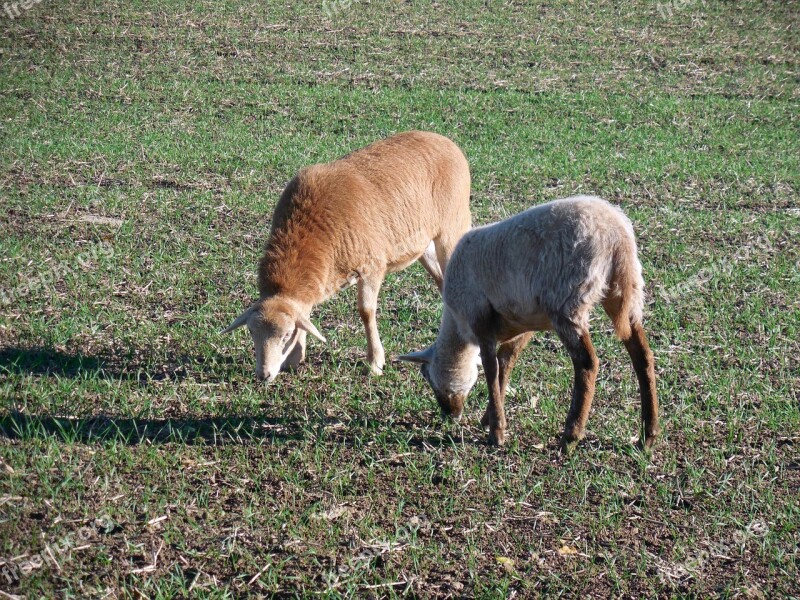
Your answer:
(1, 0), (799, 597)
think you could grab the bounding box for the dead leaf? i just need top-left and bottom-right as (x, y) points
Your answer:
(496, 556), (515, 573)
(311, 505), (350, 521)
(78, 215), (124, 227)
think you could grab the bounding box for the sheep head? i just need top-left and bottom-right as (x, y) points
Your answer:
(399, 345), (478, 420)
(223, 296), (325, 382)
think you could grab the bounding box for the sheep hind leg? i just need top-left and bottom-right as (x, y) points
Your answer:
(432, 230), (464, 286)
(623, 321), (660, 450)
(417, 241), (444, 292)
(602, 298), (660, 450)
(555, 322), (599, 453)
(357, 274), (385, 375)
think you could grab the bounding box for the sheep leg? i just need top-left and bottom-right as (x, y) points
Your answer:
(622, 321), (660, 450)
(477, 339), (506, 446)
(602, 298), (660, 450)
(432, 233), (462, 285)
(417, 241), (444, 292)
(357, 275), (385, 375)
(282, 329), (307, 371)
(557, 326), (599, 452)
(480, 333), (531, 438)
(497, 332), (534, 393)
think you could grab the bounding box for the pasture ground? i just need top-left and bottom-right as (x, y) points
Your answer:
(1, 0), (798, 597)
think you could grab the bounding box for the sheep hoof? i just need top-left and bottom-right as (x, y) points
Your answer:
(487, 428), (505, 446)
(635, 434), (658, 452)
(560, 437), (580, 455)
(363, 362), (383, 376)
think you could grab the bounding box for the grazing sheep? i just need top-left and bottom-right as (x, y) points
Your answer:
(224, 131), (472, 381)
(400, 195), (659, 450)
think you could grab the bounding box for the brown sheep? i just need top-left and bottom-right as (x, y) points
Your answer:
(224, 131), (472, 381)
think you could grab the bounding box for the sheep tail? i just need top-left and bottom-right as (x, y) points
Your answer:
(609, 228), (645, 342)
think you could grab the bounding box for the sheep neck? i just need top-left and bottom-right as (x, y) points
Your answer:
(434, 307), (480, 388)
(257, 220), (333, 305)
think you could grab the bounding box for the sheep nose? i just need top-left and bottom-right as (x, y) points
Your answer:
(256, 369), (278, 382)
(441, 409), (463, 422)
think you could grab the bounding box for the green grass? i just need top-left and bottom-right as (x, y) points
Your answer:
(1, 0), (798, 597)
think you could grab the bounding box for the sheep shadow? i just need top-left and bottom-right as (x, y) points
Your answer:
(0, 345), (303, 445)
(0, 411), (306, 445)
(0, 410), (460, 449)
(0, 345), (201, 384)
(0, 346), (453, 448)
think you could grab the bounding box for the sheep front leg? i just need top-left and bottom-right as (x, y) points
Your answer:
(558, 328), (599, 452)
(479, 333), (532, 440)
(357, 275), (385, 375)
(478, 339), (506, 446)
(497, 332), (534, 393)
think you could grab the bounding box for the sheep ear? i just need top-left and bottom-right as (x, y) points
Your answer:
(398, 346), (435, 364)
(297, 315), (326, 343)
(221, 303), (256, 333)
